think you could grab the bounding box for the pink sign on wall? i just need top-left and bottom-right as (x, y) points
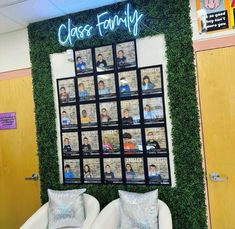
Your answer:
(0, 112), (17, 130)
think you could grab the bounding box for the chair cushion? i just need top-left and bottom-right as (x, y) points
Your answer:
(47, 189), (86, 229)
(118, 189), (158, 229)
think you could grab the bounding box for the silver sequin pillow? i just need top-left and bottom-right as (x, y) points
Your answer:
(47, 189), (86, 229)
(118, 189), (158, 229)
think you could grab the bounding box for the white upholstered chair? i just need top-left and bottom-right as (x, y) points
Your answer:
(20, 194), (100, 229)
(91, 198), (172, 229)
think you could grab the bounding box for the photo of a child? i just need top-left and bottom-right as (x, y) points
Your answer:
(75, 49), (93, 75)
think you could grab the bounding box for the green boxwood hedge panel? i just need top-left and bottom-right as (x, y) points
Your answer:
(28, 0), (207, 228)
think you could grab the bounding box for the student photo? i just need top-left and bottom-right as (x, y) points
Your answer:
(103, 158), (122, 183)
(64, 159), (80, 183)
(61, 110), (71, 126)
(145, 127), (167, 153)
(147, 157), (170, 184)
(83, 159), (101, 183)
(143, 97), (164, 123)
(80, 104), (97, 127)
(140, 66), (162, 94)
(116, 41), (136, 69)
(118, 70), (138, 97)
(121, 99), (140, 125)
(61, 106), (77, 129)
(97, 74), (116, 98)
(123, 132), (137, 155)
(100, 102), (118, 126)
(125, 163), (136, 180)
(58, 79), (76, 103)
(75, 49), (93, 74)
(77, 76), (95, 101)
(64, 164), (75, 179)
(95, 45), (114, 71)
(62, 132), (79, 156)
(82, 131), (99, 155)
(59, 86), (69, 103)
(102, 136), (113, 153)
(102, 130), (120, 154)
(82, 137), (92, 154)
(104, 164), (115, 180)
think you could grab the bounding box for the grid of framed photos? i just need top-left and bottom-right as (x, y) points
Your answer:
(57, 40), (171, 185)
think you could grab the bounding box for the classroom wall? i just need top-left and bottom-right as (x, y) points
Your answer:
(0, 29), (31, 73)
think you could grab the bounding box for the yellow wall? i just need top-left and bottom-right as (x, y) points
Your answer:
(0, 75), (40, 228)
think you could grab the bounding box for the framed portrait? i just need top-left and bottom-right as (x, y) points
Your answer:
(97, 73), (116, 99)
(80, 104), (97, 128)
(122, 128), (143, 155)
(95, 45), (114, 72)
(143, 97), (164, 124)
(62, 132), (79, 156)
(83, 158), (101, 183)
(102, 129), (120, 154)
(100, 101), (118, 126)
(64, 159), (80, 183)
(75, 48), (93, 75)
(121, 99), (140, 125)
(147, 157), (170, 184)
(118, 70), (138, 97)
(58, 78), (76, 103)
(145, 127), (167, 154)
(77, 76), (96, 101)
(140, 66), (162, 95)
(103, 158), (122, 183)
(60, 106), (77, 129)
(81, 131), (99, 155)
(116, 41), (137, 69)
(125, 158), (145, 184)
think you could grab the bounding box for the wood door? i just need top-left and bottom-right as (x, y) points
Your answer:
(196, 46), (235, 229)
(0, 75), (40, 228)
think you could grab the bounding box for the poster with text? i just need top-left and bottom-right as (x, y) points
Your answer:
(147, 157), (170, 184)
(145, 127), (167, 154)
(77, 76), (96, 101)
(58, 79), (76, 103)
(140, 67), (162, 95)
(118, 70), (138, 97)
(125, 158), (145, 184)
(60, 106), (77, 129)
(75, 49), (93, 75)
(143, 97), (164, 124)
(83, 158), (101, 183)
(102, 129), (120, 154)
(81, 131), (99, 155)
(100, 101), (118, 126)
(64, 159), (80, 183)
(62, 132), (79, 156)
(116, 41), (136, 69)
(103, 158), (122, 183)
(95, 45), (114, 72)
(97, 74), (116, 99)
(80, 104), (97, 128)
(196, 0), (235, 33)
(122, 129), (143, 155)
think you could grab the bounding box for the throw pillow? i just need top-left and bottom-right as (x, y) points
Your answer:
(118, 189), (158, 229)
(47, 189), (86, 229)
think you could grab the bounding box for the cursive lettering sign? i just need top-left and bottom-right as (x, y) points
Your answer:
(58, 4), (143, 47)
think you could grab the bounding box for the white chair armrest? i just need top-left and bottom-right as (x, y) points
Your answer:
(20, 203), (48, 229)
(82, 194), (100, 229)
(91, 199), (120, 229)
(158, 200), (173, 229)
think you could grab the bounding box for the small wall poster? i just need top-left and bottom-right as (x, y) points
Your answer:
(196, 0), (235, 33)
(0, 112), (17, 130)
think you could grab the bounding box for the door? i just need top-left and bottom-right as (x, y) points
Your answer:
(0, 75), (40, 228)
(196, 46), (235, 229)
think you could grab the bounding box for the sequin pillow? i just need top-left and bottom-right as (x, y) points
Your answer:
(47, 189), (86, 229)
(118, 189), (158, 229)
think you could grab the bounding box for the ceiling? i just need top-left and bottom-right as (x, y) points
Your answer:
(0, 0), (126, 34)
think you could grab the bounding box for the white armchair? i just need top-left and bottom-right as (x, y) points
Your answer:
(91, 198), (172, 229)
(20, 194), (100, 229)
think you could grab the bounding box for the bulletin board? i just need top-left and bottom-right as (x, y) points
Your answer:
(57, 40), (171, 185)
